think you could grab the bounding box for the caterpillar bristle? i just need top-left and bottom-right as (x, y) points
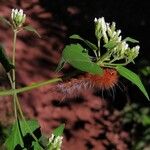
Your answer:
(87, 68), (119, 90)
(55, 78), (93, 98)
(53, 68), (119, 99)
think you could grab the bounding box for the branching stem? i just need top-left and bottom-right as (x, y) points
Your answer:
(7, 29), (44, 149)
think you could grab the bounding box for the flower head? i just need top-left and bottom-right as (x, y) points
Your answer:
(11, 9), (26, 28)
(94, 17), (108, 42)
(125, 45), (140, 61)
(48, 134), (63, 150)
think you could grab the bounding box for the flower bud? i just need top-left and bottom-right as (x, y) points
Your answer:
(110, 22), (116, 32)
(48, 134), (63, 150)
(117, 36), (122, 42)
(94, 17), (108, 43)
(125, 45), (140, 61)
(132, 46), (140, 58)
(11, 8), (26, 28)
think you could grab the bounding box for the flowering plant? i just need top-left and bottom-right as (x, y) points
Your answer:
(0, 8), (149, 150)
(0, 9), (64, 150)
(57, 17), (149, 100)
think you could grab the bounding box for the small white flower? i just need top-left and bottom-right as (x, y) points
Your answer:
(124, 43), (129, 50)
(53, 136), (63, 148)
(101, 17), (107, 32)
(116, 30), (121, 36)
(48, 134), (63, 150)
(117, 36), (122, 42)
(112, 31), (116, 37)
(94, 17), (98, 22)
(94, 17), (108, 42)
(133, 46), (140, 57)
(19, 9), (23, 16)
(49, 134), (55, 143)
(11, 8), (26, 28)
(106, 23), (113, 37)
(94, 17), (106, 31)
(135, 45), (140, 51)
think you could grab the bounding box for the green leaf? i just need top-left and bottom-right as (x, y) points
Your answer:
(24, 25), (41, 38)
(53, 124), (65, 137)
(123, 37), (139, 43)
(141, 115), (150, 126)
(116, 66), (149, 100)
(5, 120), (39, 150)
(32, 141), (43, 150)
(104, 40), (118, 49)
(56, 58), (66, 72)
(5, 120), (23, 150)
(0, 78), (61, 96)
(62, 44), (103, 74)
(70, 34), (98, 50)
(0, 16), (12, 27)
(0, 44), (14, 72)
(22, 120), (39, 135)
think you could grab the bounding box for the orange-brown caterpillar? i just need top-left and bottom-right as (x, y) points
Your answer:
(55, 68), (119, 98)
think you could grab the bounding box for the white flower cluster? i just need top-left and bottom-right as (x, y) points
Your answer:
(94, 17), (107, 42)
(11, 9), (26, 28)
(48, 134), (63, 150)
(94, 17), (140, 62)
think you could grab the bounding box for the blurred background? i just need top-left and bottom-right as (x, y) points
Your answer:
(0, 0), (150, 150)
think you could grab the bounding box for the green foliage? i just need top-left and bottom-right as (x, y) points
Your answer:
(5, 120), (40, 150)
(4, 121), (65, 150)
(62, 44), (103, 74)
(0, 9), (64, 150)
(32, 141), (42, 150)
(140, 66), (150, 77)
(0, 8), (150, 150)
(104, 40), (118, 49)
(0, 45), (14, 72)
(56, 58), (66, 72)
(23, 25), (41, 38)
(53, 124), (65, 137)
(0, 124), (11, 148)
(57, 17), (149, 100)
(123, 37), (139, 43)
(123, 103), (150, 150)
(116, 66), (149, 100)
(70, 34), (98, 50)
(0, 16), (12, 27)
(47, 124), (64, 150)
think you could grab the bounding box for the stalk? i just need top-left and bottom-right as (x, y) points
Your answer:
(97, 40), (101, 58)
(7, 29), (44, 149)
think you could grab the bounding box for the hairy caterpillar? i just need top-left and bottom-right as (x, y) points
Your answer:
(54, 68), (119, 98)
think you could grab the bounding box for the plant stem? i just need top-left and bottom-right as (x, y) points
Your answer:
(102, 62), (128, 66)
(11, 30), (18, 121)
(0, 78), (61, 96)
(7, 29), (44, 149)
(97, 40), (100, 57)
(15, 95), (41, 144)
(93, 50), (98, 60)
(97, 51), (110, 65)
(7, 72), (18, 120)
(7, 31), (22, 147)
(109, 58), (118, 63)
(7, 29), (41, 149)
(12, 30), (17, 88)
